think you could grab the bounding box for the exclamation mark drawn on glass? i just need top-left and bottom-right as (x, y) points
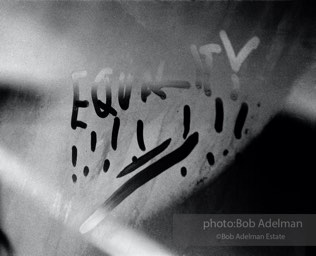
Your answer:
(91, 131), (97, 152)
(214, 97), (224, 133)
(72, 145), (77, 183)
(137, 120), (146, 151)
(111, 117), (120, 150)
(103, 159), (110, 173)
(183, 105), (191, 139)
(72, 145), (77, 167)
(181, 104), (191, 177)
(234, 102), (249, 140)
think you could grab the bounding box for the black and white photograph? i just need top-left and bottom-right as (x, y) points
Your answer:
(0, 1), (315, 255)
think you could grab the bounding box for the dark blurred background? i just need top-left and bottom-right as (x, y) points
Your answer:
(139, 112), (316, 256)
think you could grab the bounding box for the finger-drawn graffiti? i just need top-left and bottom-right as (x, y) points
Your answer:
(70, 30), (260, 212)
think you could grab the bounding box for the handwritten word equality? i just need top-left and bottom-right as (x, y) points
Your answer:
(71, 30), (260, 130)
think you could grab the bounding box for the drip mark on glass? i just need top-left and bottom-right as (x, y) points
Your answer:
(234, 102), (248, 139)
(91, 131), (97, 152)
(215, 98), (224, 133)
(72, 145), (77, 167)
(111, 117), (120, 150)
(183, 105), (191, 139)
(137, 120), (146, 151)
(203, 71), (212, 96)
(118, 75), (132, 111)
(230, 91), (238, 101)
(190, 45), (203, 89)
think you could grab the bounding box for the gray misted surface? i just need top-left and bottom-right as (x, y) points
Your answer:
(0, 1), (315, 256)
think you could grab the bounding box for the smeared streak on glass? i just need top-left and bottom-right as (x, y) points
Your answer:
(0, 228), (13, 255)
(199, 43), (222, 96)
(230, 74), (240, 101)
(137, 120), (146, 151)
(91, 131), (97, 152)
(141, 81), (190, 102)
(147, 81), (191, 89)
(190, 44), (203, 89)
(215, 97), (224, 133)
(202, 71), (212, 97)
(116, 138), (171, 178)
(141, 84), (151, 103)
(0, 81), (43, 110)
(183, 105), (191, 139)
(105, 132), (199, 210)
(95, 141), (111, 176)
(234, 102), (249, 139)
(118, 83), (132, 111)
(111, 117), (120, 150)
(72, 145), (77, 167)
